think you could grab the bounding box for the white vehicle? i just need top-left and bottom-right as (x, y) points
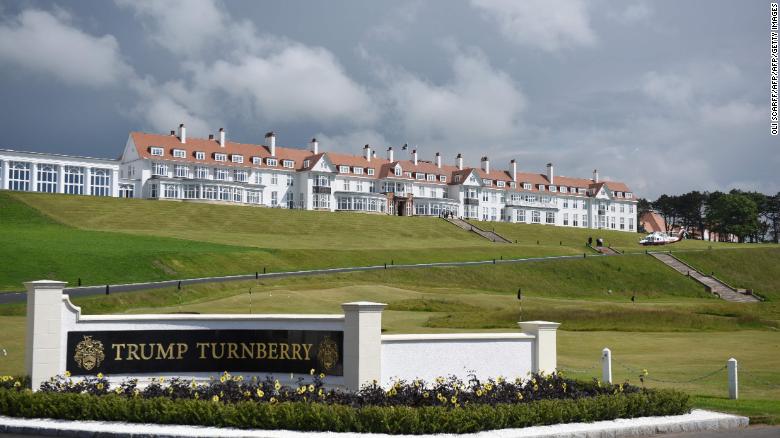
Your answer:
(639, 231), (682, 246)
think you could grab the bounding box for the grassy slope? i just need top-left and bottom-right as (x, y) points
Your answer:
(674, 248), (780, 297)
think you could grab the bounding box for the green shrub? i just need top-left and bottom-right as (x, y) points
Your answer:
(0, 387), (690, 434)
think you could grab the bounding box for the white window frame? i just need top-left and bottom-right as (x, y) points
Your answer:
(497, 181), (505, 188)
(266, 158), (278, 167)
(252, 157), (262, 165)
(367, 168), (375, 176)
(173, 149), (186, 158)
(231, 154), (244, 163)
(150, 147), (164, 156)
(353, 167), (364, 175)
(339, 165), (350, 174)
(195, 151), (205, 160)
(523, 183), (532, 190)
(214, 153), (227, 162)
(283, 160), (294, 169)
(36, 164), (57, 193)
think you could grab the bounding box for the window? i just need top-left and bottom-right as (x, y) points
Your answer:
(314, 175), (330, 187)
(620, 204), (625, 213)
(427, 174), (435, 181)
(271, 191), (278, 206)
(482, 179), (492, 186)
(63, 166), (84, 195)
(9, 161), (31, 191)
(509, 182), (515, 188)
(303, 159), (310, 168)
(339, 165), (350, 174)
(405, 171), (412, 178)
(231, 154), (243, 163)
(266, 158), (278, 167)
(560, 186), (567, 193)
(538, 184), (545, 191)
(532, 210), (541, 223)
(563, 213), (569, 226)
(563, 199), (569, 208)
(195, 166), (208, 179)
(286, 191), (294, 208)
(578, 188), (587, 194)
(620, 217), (625, 230)
(497, 181), (505, 187)
(523, 183), (532, 190)
(271, 173), (278, 185)
(286, 175), (294, 186)
(150, 147), (164, 156)
(214, 168), (229, 180)
(573, 214), (579, 227)
(629, 204), (634, 213)
(195, 151), (206, 160)
(183, 185), (200, 199)
(546, 211), (555, 224)
(163, 183), (179, 199)
(119, 184), (134, 198)
(416, 172), (425, 180)
(37, 164), (57, 193)
(313, 193), (330, 209)
(150, 183), (158, 198)
(90, 169), (111, 196)
(247, 191), (262, 204)
(174, 165), (189, 178)
(517, 209), (526, 222)
(626, 192), (633, 199)
(572, 199), (578, 209)
(394, 166), (402, 176)
(455, 175), (461, 183)
(152, 162), (168, 176)
(252, 157), (262, 165)
(629, 218), (635, 231)
(254, 172), (263, 185)
(549, 185), (557, 192)
(440, 175), (447, 182)
(203, 185), (217, 200)
(214, 153), (227, 162)
(173, 149), (186, 158)
(582, 214), (588, 227)
(353, 167), (364, 175)
(482, 191), (489, 202)
(234, 170), (247, 182)
(367, 168), (374, 176)
(283, 160), (294, 168)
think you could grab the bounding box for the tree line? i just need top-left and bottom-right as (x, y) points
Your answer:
(638, 190), (780, 243)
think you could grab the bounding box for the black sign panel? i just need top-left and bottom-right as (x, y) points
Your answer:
(66, 330), (343, 376)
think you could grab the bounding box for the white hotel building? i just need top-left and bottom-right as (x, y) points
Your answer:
(0, 125), (638, 232)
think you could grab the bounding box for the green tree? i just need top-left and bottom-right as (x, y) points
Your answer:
(705, 193), (759, 243)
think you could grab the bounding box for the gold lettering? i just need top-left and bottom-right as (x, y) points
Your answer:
(156, 343), (174, 360)
(139, 344), (154, 360)
(292, 344), (302, 360)
(112, 344), (126, 361)
(196, 343), (209, 359)
(227, 343), (239, 359)
(302, 343), (312, 361)
(211, 343), (225, 359)
(268, 343), (278, 359)
(241, 343), (253, 360)
(256, 343), (267, 359)
(127, 344), (140, 361)
(176, 343), (188, 359)
(280, 343), (291, 360)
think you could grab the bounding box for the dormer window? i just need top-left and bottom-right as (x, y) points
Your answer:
(578, 188), (586, 194)
(282, 160), (294, 168)
(367, 168), (375, 176)
(231, 154), (244, 163)
(266, 158), (278, 166)
(150, 147), (164, 156)
(353, 167), (364, 175)
(440, 175), (447, 182)
(195, 151), (205, 160)
(454, 175), (461, 182)
(560, 186), (567, 193)
(523, 183), (532, 190)
(252, 157), (262, 165)
(509, 182), (515, 188)
(626, 192), (633, 199)
(405, 171), (412, 178)
(303, 159), (310, 168)
(173, 149), (186, 158)
(415, 172), (425, 180)
(394, 166), (402, 176)
(339, 165), (350, 173)
(497, 181), (505, 188)
(427, 174), (435, 181)
(214, 153), (227, 162)
(538, 184), (545, 191)
(549, 185), (557, 192)
(483, 179), (492, 186)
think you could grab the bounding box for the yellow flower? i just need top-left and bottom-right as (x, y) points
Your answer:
(297, 387), (306, 395)
(256, 388), (265, 398)
(642, 369), (649, 377)
(219, 375), (227, 383)
(212, 395), (219, 402)
(270, 397), (277, 404)
(64, 371), (71, 378)
(310, 368), (315, 375)
(562, 383), (567, 393)
(319, 373), (325, 379)
(96, 373), (104, 379)
(158, 377), (165, 383)
(450, 396), (457, 404)
(243, 390), (251, 398)
(274, 380), (281, 390)
(308, 384), (315, 393)
(476, 389), (483, 397)
(516, 393), (524, 400)
(114, 387), (122, 394)
(133, 389), (140, 397)
(318, 389), (324, 397)
(194, 392), (199, 400)
(13, 381), (21, 388)
(423, 391), (429, 398)
(497, 376), (505, 383)
(533, 384), (539, 392)
(190, 380), (197, 389)
(97, 383), (104, 390)
(485, 383), (493, 391)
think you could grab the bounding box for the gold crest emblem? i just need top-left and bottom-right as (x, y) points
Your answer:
(316, 336), (339, 372)
(73, 335), (105, 371)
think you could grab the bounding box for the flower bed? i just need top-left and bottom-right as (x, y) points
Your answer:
(0, 372), (691, 434)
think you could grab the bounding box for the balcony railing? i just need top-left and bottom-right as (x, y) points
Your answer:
(313, 186), (331, 194)
(464, 198), (479, 206)
(506, 199), (558, 209)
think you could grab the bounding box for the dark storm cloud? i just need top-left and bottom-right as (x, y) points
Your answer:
(0, 0), (775, 197)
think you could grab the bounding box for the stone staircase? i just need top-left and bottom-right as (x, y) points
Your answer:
(592, 245), (621, 255)
(443, 217), (512, 243)
(650, 252), (760, 303)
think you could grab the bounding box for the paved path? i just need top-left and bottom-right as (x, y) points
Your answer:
(0, 252), (610, 304)
(649, 252), (760, 303)
(444, 217), (512, 243)
(658, 425), (780, 437)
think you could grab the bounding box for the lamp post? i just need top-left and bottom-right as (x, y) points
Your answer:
(517, 287), (523, 322)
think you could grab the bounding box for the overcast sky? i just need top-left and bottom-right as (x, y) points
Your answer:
(0, 0), (776, 198)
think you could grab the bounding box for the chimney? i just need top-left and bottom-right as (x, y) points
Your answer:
(387, 147), (394, 162)
(457, 153), (463, 170)
(364, 144), (371, 162)
(435, 152), (441, 168)
(208, 134), (214, 140)
(310, 138), (318, 154)
(546, 162), (554, 185)
(372, 151), (377, 159)
(265, 131), (276, 156)
(481, 156), (490, 174)
(219, 128), (226, 148)
(170, 130), (175, 136)
(178, 123), (186, 144)
(412, 149), (418, 165)
(511, 159), (517, 182)
(593, 169), (599, 183)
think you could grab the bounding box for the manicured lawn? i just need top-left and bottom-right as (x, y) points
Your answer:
(674, 248), (780, 298)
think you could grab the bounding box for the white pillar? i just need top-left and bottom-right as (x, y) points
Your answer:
(341, 301), (386, 392)
(25, 280), (68, 390)
(602, 348), (613, 384)
(728, 358), (738, 400)
(0, 160), (7, 190)
(84, 167), (92, 195)
(519, 321), (560, 374)
(30, 162), (38, 192)
(57, 165), (65, 193)
(111, 169), (119, 197)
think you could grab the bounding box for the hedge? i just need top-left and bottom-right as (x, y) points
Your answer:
(0, 388), (690, 434)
